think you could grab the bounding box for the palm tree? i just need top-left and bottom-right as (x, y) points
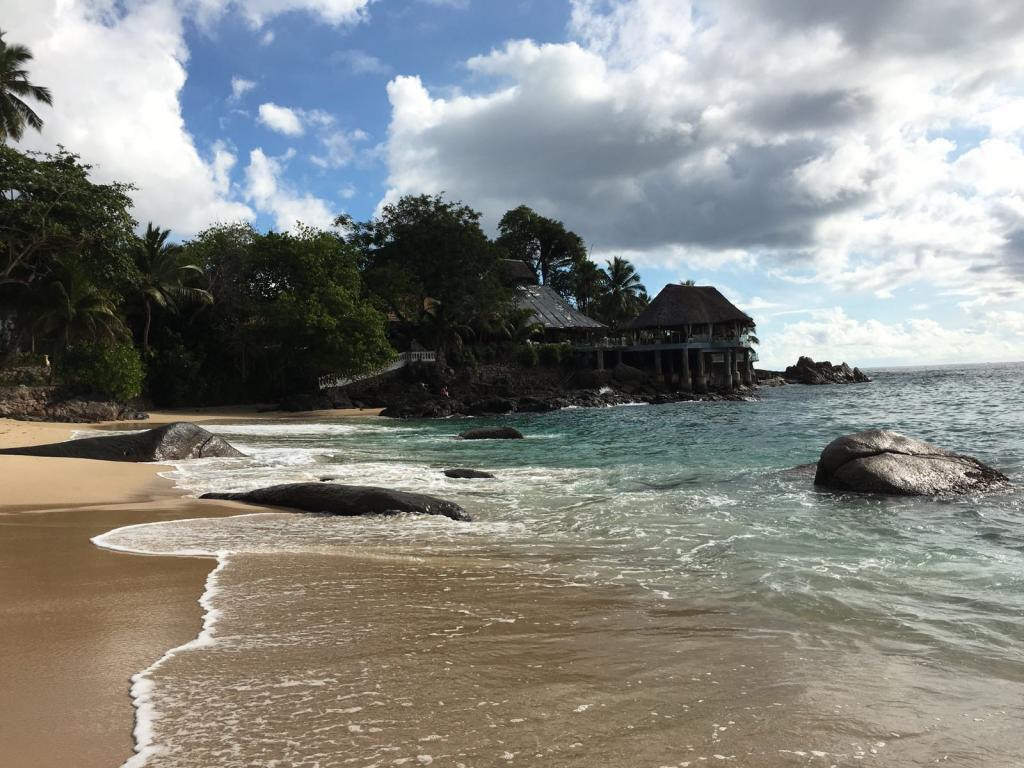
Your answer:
(598, 256), (647, 329)
(572, 259), (606, 315)
(133, 223), (211, 353)
(29, 260), (128, 348)
(0, 30), (53, 142)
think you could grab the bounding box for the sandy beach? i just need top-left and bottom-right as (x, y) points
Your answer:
(0, 408), (378, 768)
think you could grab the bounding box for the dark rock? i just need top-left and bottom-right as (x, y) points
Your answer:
(444, 468), (495, 479)
(201, 482), (470, 521)
(814, 429), (1010, 496)
(0, 421), (244, 462)
(458, 426), (524, 440)
(467, 397), (516, 415)
(516, 396), (560, 413)
(784, 356), (871, 385)
(613, 362), (646, 383)
(0, 385), (149, 423)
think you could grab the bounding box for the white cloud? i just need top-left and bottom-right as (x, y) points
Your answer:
(335, 49), (391, 75)
(8, 0), (253, 236)
(258, 102), (305, 135)
(229, 76), (256, 101)
(382, 0), (1024, 303)
(758, 307), (1024, 369)
(312, 128), (369, 168)
(243, 148), (337, 231)
(188, 0), (372, 28)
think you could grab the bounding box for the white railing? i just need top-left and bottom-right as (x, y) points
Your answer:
(318, 350), (436, 390)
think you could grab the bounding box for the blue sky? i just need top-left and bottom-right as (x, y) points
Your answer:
(8, 0), (1024, 368)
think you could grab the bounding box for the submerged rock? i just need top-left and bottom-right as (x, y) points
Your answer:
(458, 427), (524, 440)
(201, 482), (470, 521)
(444, 468), (495, 479)
(814, 429), (1010, 496)
(0, 421), (244, 462)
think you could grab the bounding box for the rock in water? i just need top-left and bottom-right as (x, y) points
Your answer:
(784, 356), (870, 384)
(814, 429), (1009, 496)
(0, 421), (244, 462)
(201, 483), (470, 521)
(444, 468), (495, 479)
(458, 427), (524, 440)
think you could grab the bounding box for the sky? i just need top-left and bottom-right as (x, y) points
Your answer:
(5, 0), (1024, 369)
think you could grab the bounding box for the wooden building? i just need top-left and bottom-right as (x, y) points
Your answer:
(577, 284), (757, 392)
(502, 260), (605, 342)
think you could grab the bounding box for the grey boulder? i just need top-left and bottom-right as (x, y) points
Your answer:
(814, 429), (1009, 496)
(458, 427), (524, 440)
(0, 421), (244, 462)
(444, 468), (495, 479)
(201, 482), (471, 521)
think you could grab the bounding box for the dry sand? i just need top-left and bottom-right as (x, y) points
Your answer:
(0, 409), (333, 768)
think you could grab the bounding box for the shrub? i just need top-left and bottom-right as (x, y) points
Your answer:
(515, 344), (538, 368)
(61, 342), (145, 402)
(537, 343), (562, 367)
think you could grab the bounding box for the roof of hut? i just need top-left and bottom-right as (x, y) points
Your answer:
(627, 285), (753, 329)
(500, 259), (538, 286)
(515, 284), (605, 331)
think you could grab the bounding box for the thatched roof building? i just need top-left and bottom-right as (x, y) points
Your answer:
(627, 285), (752, 330)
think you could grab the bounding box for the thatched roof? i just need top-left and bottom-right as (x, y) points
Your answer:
(627, 285), (753, 329)
(500, 259), (538, 286)
(516, 285), (605, 331)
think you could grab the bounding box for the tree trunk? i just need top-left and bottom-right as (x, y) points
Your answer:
(142, 300), (152, 353)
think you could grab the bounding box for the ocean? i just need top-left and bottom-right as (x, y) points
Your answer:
(95, 363), (1024, 767)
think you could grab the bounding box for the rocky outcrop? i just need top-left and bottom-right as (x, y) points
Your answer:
(0, 421), (244, 462)
(0, 385), (147, 423)
(814, 429), (1010, 496)
(783, 357), (870, 385)
(458, 427), (524, 440)
(444, 468), (495, 479)
(201, 482), (470, 521)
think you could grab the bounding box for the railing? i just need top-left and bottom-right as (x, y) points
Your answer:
(318, 350), (436, 390)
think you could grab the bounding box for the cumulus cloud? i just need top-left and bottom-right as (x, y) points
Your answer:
(258, 102), (305, 135)
(8, 0), (253, 236)
(243, 148), (337, 231)
(383, 0), (1024, 303)
(758, 307), (1024, 368)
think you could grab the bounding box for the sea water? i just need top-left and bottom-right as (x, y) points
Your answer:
(95, 363), (1024, 767)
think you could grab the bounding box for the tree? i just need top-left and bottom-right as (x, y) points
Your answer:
(496, 205), (588, 295)
(349, 194), (510, 360)
(597, 256), (648, 328)
(27, 258), (128, 348)
(132, 223), (211, 353)
(0, 30), (53, 142)
(679, 278), (696, 286)
(571, 258), (606, 315)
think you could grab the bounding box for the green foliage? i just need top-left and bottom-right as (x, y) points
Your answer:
(0, 30), (53, 142)
(60, 342), (144, 402)
(348, 194), (511, 356)
(496, 205), (588, 297)
(596, 256), (648, 329)
(537, 343), (562, 367)
(515, 344), (539, 368)
(449, 347), (478, 370)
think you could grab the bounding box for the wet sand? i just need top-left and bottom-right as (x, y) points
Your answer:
(0, 406), (384, 767)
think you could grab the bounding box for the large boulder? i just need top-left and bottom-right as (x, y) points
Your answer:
(0, 421), (244, 462)
(201, 483), (470, 521)
(458, 426), (524, 440)
(814, 429), (1010, 496)
(444, 468), (495, 479)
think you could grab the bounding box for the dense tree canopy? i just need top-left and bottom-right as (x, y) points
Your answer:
(496, 205), (588, 297)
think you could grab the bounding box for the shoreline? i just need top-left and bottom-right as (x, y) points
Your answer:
(0, 409), (345, 768)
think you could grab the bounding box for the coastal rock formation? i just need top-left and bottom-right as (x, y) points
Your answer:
(0, 421), (244, 462)
(814, 429), (1010, 495)
(444, 468), (495, 479)
(458, 427), (524, 440)
(201, 482), (471, 521)
(0, 385), (147, 423)
(784, 356), (870, 385)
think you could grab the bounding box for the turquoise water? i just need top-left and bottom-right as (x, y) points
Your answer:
(98, 363), (1024, 767)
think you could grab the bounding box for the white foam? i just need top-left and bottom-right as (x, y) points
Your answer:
(92, 527), (228, 767)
